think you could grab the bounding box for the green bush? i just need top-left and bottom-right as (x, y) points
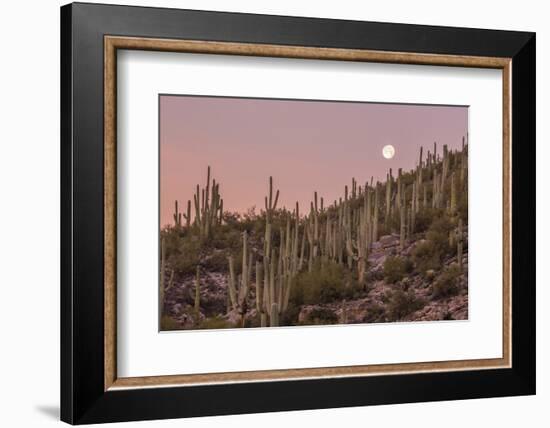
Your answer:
(386, 290), (425, 321)
(208, 226), (242, 251)
(383, 256), (412, 284)
(366, 268), (385, 283)
(166, 234), (202, 275)
(414, 207), (440, 233)
(291, 260), (353, 305)
(426, 216), (454, 254)
(202, 250), (230, 272)
(432, 265), (462, 299)
(412, 240), (442, 274)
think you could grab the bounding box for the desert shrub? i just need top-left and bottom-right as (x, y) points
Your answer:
(291, 260), (354, 305)
(202, 250), (230, 272)
(365, 268), (385, 283)
(221, 212), (242, 227)
(280, 302), (301, 326)
(443, 311), (454, 320)
(362, 302), (387, 323)
(301, 307), (338, 325)
(160, 315), (181, 331)
(432, 265), (462, 299)
(383, 256), (413, 284)
(208, 226), (242, 251)
(412, 240), (442, 274)
(166, 235), (202, 275)
(199, 316), (235, 330)
(426, 216), (454, 254)
(386, 290), (425, 321)
(251, 215), (268, 237)
(414, 208), (441, 234)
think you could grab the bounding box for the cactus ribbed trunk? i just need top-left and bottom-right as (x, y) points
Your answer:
(373, 184), (379, 242)
(227, 231), (252, 327)
(173, 200), (180, 227)
(450, 172), (457, 214)
(399, 205), (406, 250)
(385, 172), (391, 221)
(270, 302), (279, 327)
(457, 218), (464, 270)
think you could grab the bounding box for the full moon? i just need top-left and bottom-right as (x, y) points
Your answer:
(382, 144), (395, 159)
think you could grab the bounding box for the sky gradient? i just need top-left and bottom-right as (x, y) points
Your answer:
(160, 95), (468, 228)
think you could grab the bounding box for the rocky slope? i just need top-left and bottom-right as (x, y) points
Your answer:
(163, 233), (468, 329)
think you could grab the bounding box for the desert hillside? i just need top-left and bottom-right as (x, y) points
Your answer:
(160, 140), (468, 330)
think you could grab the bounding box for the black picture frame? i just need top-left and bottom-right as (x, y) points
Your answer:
(61, 2), (535, 424)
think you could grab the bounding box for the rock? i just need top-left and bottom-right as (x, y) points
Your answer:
(298, 305), (322, 323)
(367, 252), (387, 270)
(379, 234), (400, 248)
(172, 303), (182, 315)
(371, 241), (382, 250)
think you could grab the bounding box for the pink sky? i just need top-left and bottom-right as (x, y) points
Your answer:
(160, 95), (468, 228)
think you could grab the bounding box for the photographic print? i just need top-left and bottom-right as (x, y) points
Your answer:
(159, 95), (468, 331)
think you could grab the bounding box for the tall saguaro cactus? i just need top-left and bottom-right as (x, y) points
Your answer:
(173, 200), (181, 227)
(255, 261), (267, 327)
(191, 166), (224, 238)
(227, 231), (253, 327)
(450, 172), (457, 214)
(457, 218), (464, 270)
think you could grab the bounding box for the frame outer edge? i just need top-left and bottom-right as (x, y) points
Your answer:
(510, 33), (536, 391)
(63, 3), (536, 423)
(60, 3), (75, 424)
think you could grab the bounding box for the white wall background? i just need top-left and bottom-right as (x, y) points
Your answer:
(0, 0), (545, 426)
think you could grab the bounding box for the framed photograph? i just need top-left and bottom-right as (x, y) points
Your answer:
(61, 2), (535, 424)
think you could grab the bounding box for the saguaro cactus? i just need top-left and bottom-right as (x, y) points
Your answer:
(255, 261), (267, 327)
(270, 303), (279, 327)
(228, 230), (253, 327)
(385, 171), (392, 221)
(173, 200), (182, 227)
(460, 136), (467, 185)
(185, 200), (191, 228)
(457, 218), (464, 270)
(399, 205), (406, 250)
(373, 184), (379, 242)
(265, 176), (280, 222)
(192, 166), (223, 238)
(450, 172), (457, 214)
